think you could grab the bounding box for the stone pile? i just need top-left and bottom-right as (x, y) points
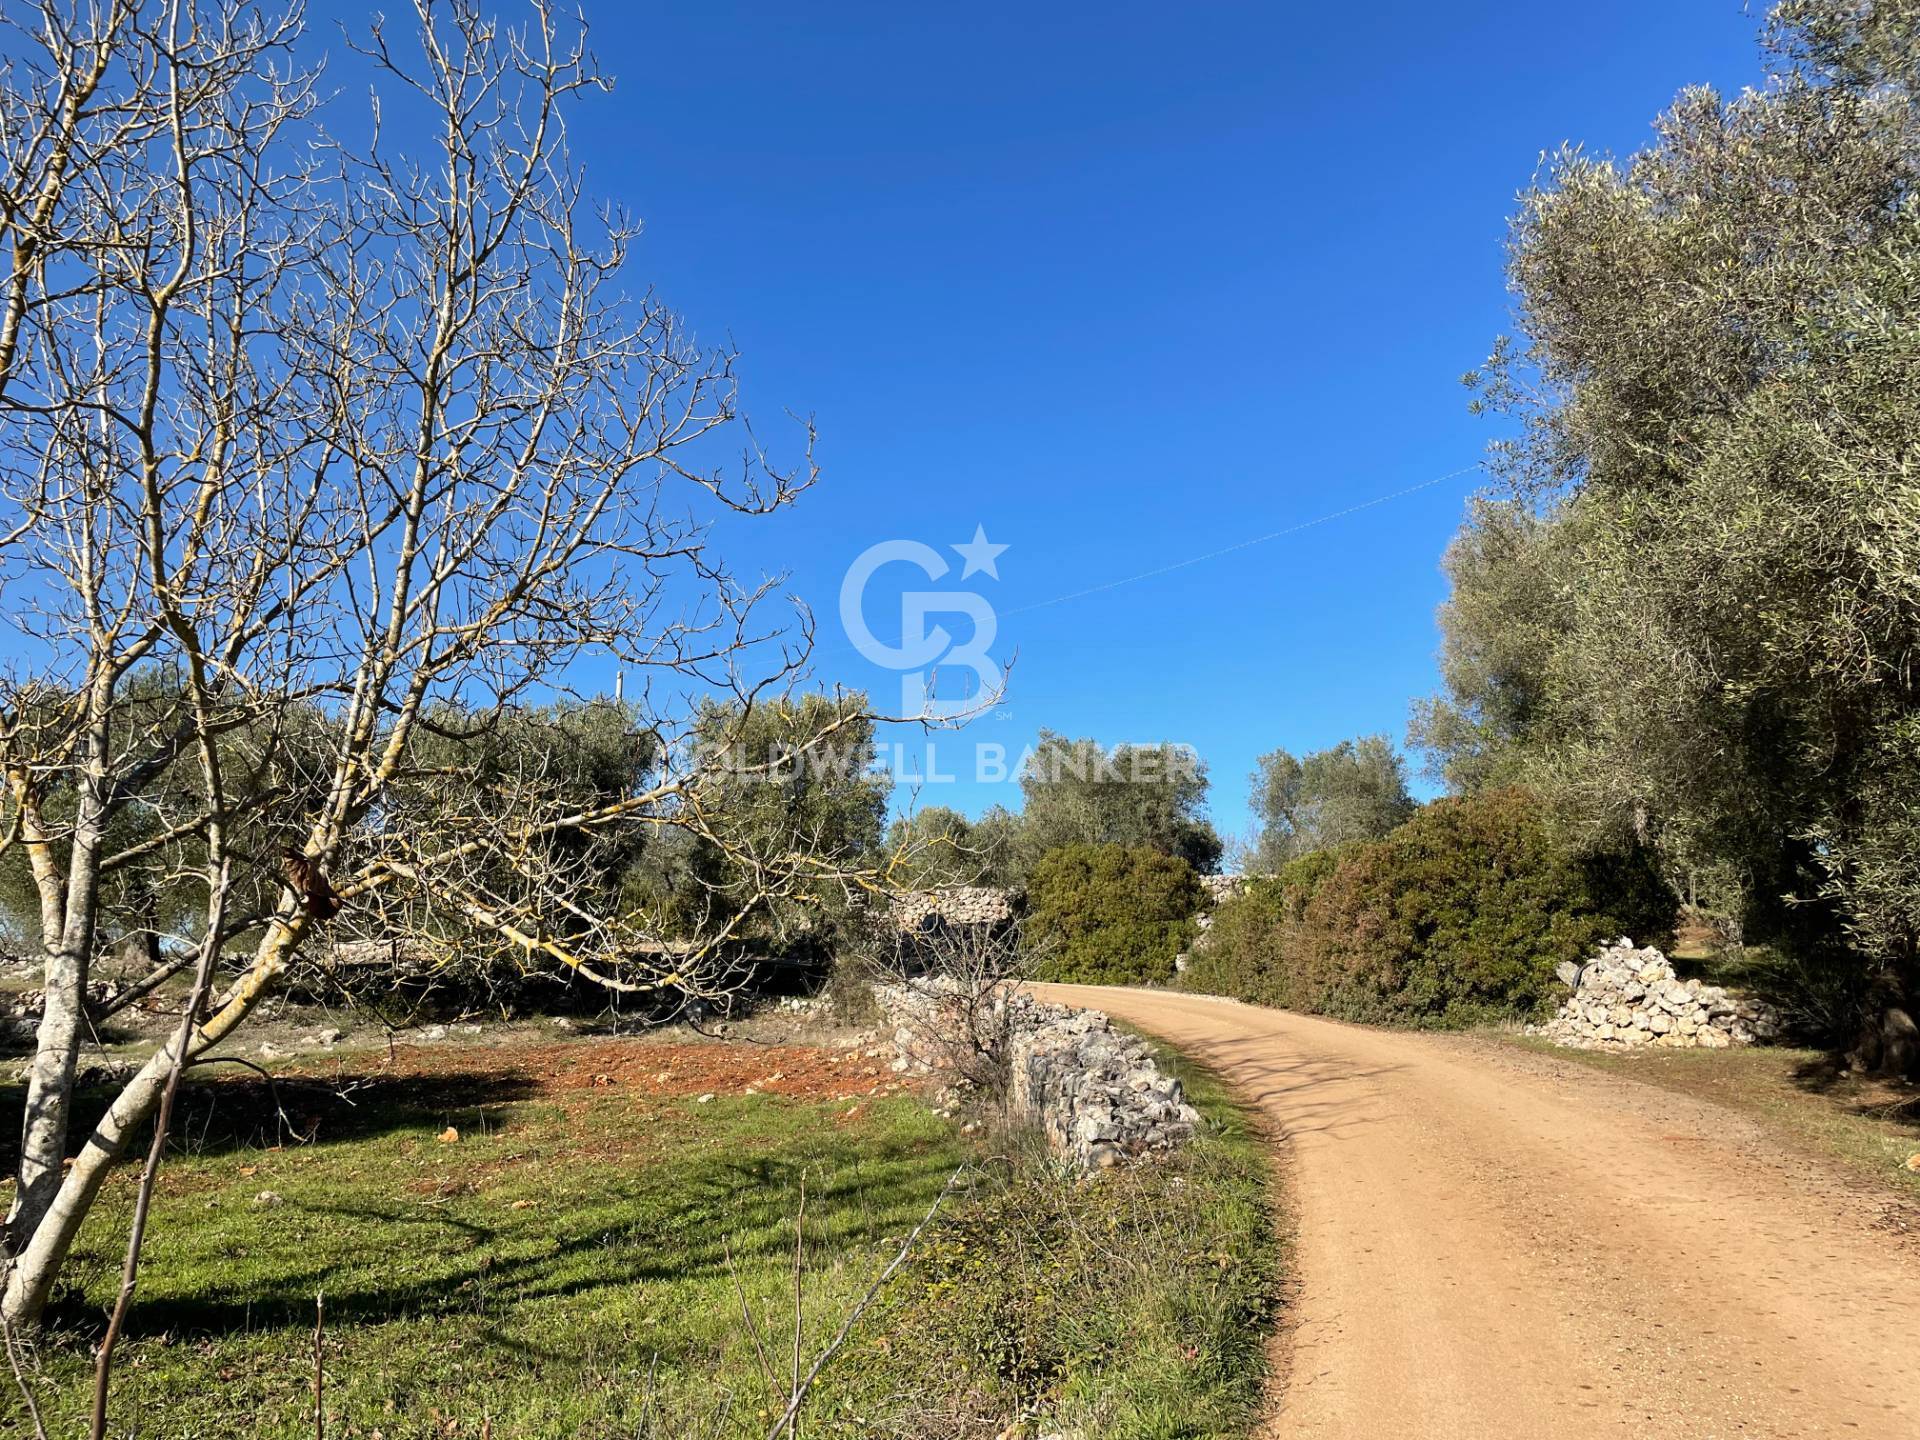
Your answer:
(7, 979), (123, 1023)
(874, 981), (1201, 1169)
(1529, 938), (1780, 1050)
(1004, 991), (1201, 1168)
(874, 979), (978, 1078)
(322, 937), (436, 971)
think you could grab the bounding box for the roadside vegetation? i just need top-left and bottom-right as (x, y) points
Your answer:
(1025, 845), (1205, 987)
(1183, 789), (1672, 1027)
(901, 1045), (1279, 1439)
(2, 1025), (1279, 1439)
(1176, 0), (1920, 1075)
(1403, 0), (1920, 1071)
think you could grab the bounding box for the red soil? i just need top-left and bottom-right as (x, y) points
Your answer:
(382, 1036), (905, 1104)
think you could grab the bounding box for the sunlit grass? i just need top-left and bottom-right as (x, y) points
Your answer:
(9, 1041), (1281, 1439)
(20, 1082), (967, 1438)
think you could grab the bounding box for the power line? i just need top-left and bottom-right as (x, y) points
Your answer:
(998, 461), (1483, 619)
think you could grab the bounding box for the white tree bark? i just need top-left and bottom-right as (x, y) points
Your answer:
(3, 913), (295, 1326)
(7, 709), (111, 1249)
(0, 0), (960, 1334)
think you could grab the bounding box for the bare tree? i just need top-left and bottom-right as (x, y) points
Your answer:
(864, 905), (1035, 1106)
(0, 0), (947, 1330)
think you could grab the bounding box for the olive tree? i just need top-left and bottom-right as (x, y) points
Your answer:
(1016, 730), (1222, 875)
(1249, 735), (1415, 870)
(1430, 0), (1920, 1066)
(883, 803), (1020, 889)
(1406, 501), (1565, 797)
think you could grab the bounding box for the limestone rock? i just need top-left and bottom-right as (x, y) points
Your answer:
(873, 980), (1201, 1171)
(1536, 938), (1780, 1054)
(1199, 874), (1245, 907)
(890, 886), (1015, 933)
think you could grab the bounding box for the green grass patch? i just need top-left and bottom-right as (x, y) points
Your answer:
(895, 1045), (1282, 1438)
(19, 1084), (968, 1437)
(8, 1044), (1281, 1439)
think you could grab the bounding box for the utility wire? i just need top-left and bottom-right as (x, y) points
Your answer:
(998, 461), (1484, 619)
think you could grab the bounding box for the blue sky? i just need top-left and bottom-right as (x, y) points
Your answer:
(478, 2), (1765, 844)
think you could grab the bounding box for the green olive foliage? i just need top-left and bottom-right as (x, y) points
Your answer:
(1416, 0), (1920, 1050)
(883, 803), (1021, 889)
(638, 693), (887, 944)
(1016, 732), (1224, 877)
(1024, 843), (1205, 986)
(1248, 735), (1416, 870)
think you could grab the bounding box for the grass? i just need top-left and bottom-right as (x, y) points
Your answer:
(16, 1079), (967, 1438)
(4, 1036), (1281, 1439)
(1505, 1035), (1920, 1202)
(897, 1044), (1281, 1438)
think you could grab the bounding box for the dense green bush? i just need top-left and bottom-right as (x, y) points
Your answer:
(1184, 789), (1674, 1025)
(1178, 850), (1336, 1006)
(1025, 844), (1204, 985)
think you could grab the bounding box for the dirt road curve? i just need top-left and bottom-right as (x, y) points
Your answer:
(1031, 984), (1918, 1440)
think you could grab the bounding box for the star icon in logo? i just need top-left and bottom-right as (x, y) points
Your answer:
(952, 524), (1009, 580)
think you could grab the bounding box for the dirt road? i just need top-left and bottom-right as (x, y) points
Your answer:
(1031, 984), (1918, 1440)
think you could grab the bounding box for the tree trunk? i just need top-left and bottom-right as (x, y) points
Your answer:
(4, 936), (89, 1251)
(1848, 983), (1920, 1078)
(5, 726), (109, 1257)
(1, 776), (78, 1248)
(2, 1024), (173, 1326)
(1, 921), (296, 1328)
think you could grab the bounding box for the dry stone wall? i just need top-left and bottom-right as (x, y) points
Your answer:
(889, 886), (1015, 932)
(1198, 874), (1245, 907)
(1529, 938), (1780, 1050)
(1003, 992), (1202, 1168)
(874, 981), (1201, 1169)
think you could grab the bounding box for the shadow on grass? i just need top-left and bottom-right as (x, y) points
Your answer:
(12, 1056), (956, 1347)
(1789, 1052), (1851, 1094)
(0, 1066), (546, 1175)
(49, 1131), (955, 1344)
(1786, 1051), (1920, 1133)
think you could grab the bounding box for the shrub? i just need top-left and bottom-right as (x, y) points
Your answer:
(1025, 844), (1204, 985)
(823, 955), (884, 1029)
(1184, 789), (1674, 1025)
(1180, 847), (1360, 1010)
(1178, 880), (1289, 1007)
